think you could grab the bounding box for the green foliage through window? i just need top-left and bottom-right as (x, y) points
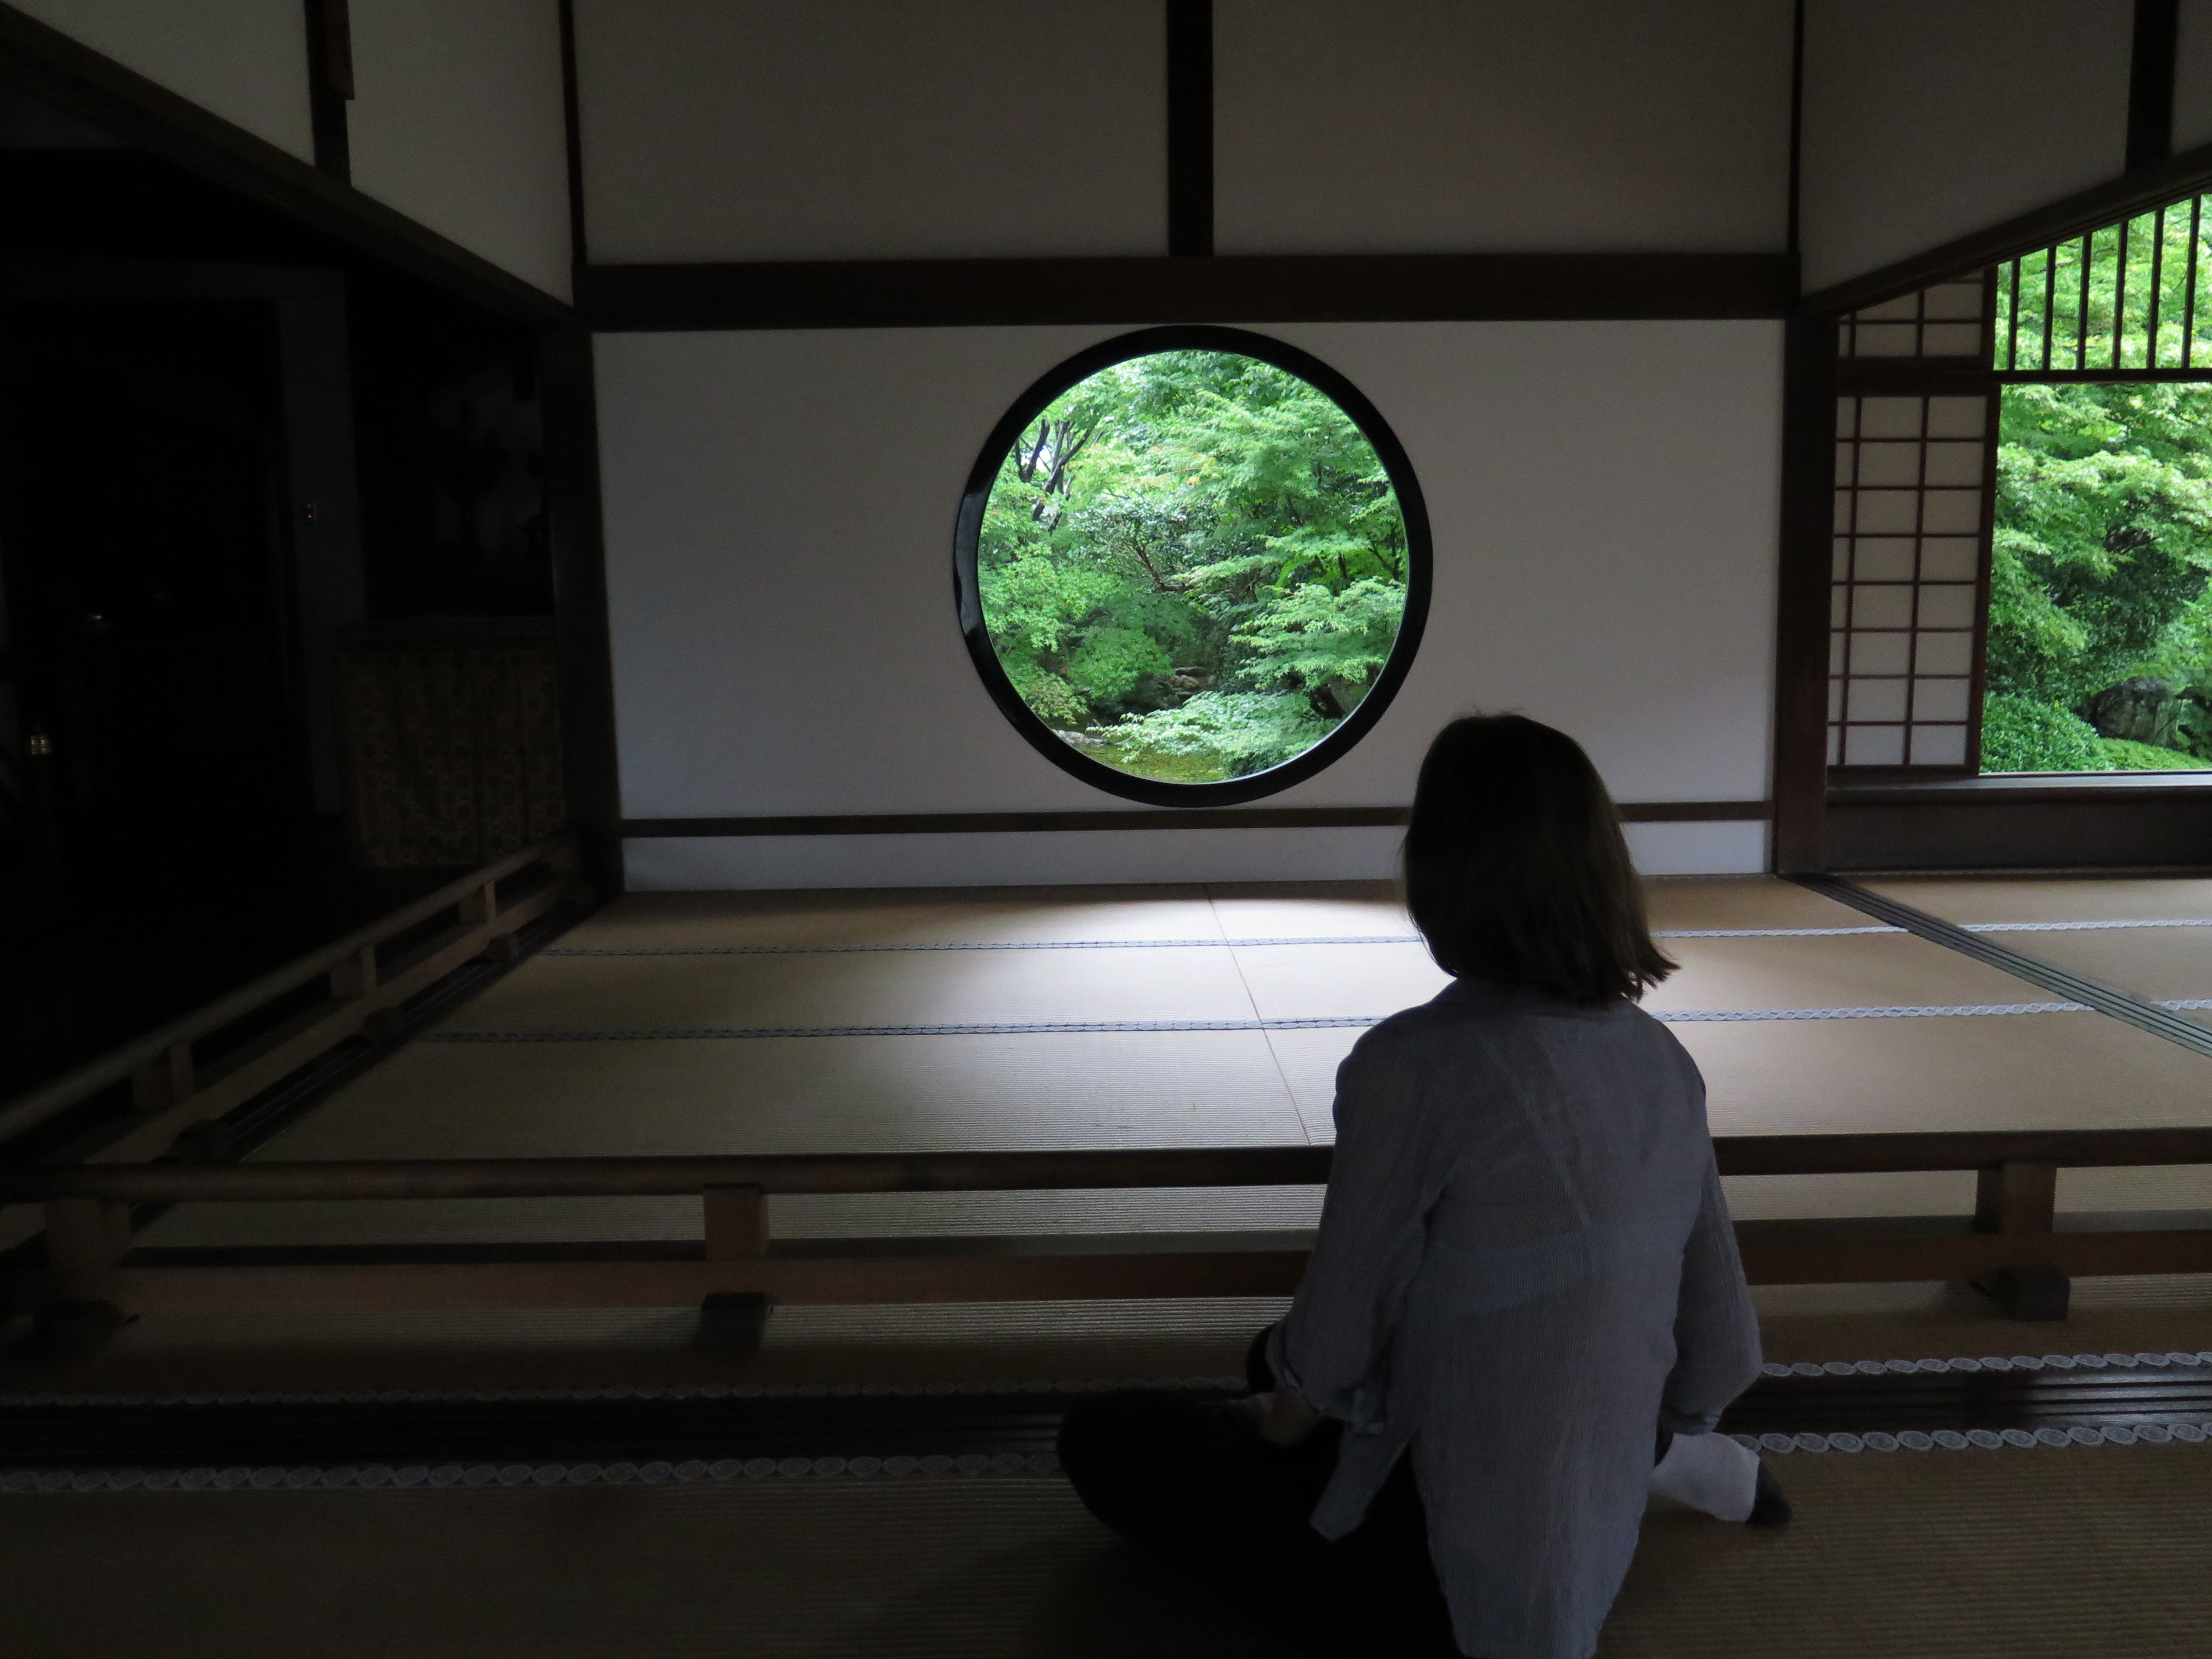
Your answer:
(1983, 383), (2212, 773)
(978, 350), (1409, 784)
(1995, 195), (2212, 373)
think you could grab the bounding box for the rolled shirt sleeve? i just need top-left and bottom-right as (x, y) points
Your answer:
(1659, 1155), (1763, 1432)
(1270, 1035), (1448, 1433)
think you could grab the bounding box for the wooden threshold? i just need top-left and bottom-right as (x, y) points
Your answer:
(618, 800), (1773, 838)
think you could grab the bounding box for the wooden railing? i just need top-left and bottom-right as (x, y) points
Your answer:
(3, 1129), (2209, 1333)
(0, 831), (589, 1236)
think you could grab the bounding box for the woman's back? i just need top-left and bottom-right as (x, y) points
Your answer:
(1274, 980), (1760, 1658)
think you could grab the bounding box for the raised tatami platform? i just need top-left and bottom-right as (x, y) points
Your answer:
(131, 874), (2212, 1262)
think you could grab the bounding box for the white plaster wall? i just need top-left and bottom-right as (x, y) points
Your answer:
(2174, 0), (2212, 152)
(596, 321), (1781, 884)
(572, 0), (1167, 263)
(1799, 0), (2133, 294)
(1213, 0), (1794, 256)
(12, 0), (313, 160)
(346, 0), (573, 301)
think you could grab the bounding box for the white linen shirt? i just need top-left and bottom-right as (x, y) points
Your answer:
(1268, 977), (1761, 1659)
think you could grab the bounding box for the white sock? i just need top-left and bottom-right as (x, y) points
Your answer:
(1648, 1431), (1760, 1523)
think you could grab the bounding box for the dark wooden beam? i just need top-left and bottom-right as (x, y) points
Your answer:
(1827, 779), (2212, 871)
(615, 801), (1774, 839)
(0, 0), (571, 327)
(301, 0), (351, 180)
(580, 252), (1798, 332)
(539, 330), (624, 894)
(2128, 0), (2181, 173)
(556, 0), (588, 272)
(1165, 0), (1213, 256)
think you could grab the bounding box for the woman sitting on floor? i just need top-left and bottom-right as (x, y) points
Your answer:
(1058, 713), (1788, 1658)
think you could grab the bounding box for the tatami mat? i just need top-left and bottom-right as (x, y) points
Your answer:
(1214, 931), (2048, 1022)
(140, 1025), (1312, 1253)
(559, 885), (1230, 951)
(3, 1447), (2207, 1659)
(1869, 875), (2212, 925)
(1752, 1272), (2212, 1365)
(109, 877), (2212, 1363)
(1265, 1010), (2212, 1140)
(1677, 1013), (2212, 1136)
(1201, 879), (1408, 939)
(217, 1029), (1310, 1158)
(440, 945), (1264, 1032)
(1647, 932), (2063, 1011)
(1869, 874), (2212, 1015)
(1641, 875), (1880, 932)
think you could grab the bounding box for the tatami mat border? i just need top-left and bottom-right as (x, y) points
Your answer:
(427, 1004), (2097, 1042)
(543, 926), (1906, 958)
(6, 1422), (2207, 1495)
(1744, 1422), (2209, 1454)
(1967, 919), (2212, 932)
(7, 1353), (2201, 1414)
(0, 1452), (1067, 1494)
(536, 920), (2212, 961)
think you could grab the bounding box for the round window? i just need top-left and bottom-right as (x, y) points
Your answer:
(954, 327), (1431, 806)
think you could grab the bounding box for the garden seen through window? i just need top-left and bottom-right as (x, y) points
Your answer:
(1984, 201), (2212, 773)
(1985, 382), (2212, 773)
(974, 348), (1412, 786)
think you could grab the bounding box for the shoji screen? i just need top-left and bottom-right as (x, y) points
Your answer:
(1829, 390), (1996, 767)
(1830, 275), (1995, 770)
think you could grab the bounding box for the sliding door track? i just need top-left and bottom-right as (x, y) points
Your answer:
(1791, 875), (2212, 1060)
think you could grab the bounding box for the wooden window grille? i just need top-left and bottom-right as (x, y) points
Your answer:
(1994, 194), (2212, 373)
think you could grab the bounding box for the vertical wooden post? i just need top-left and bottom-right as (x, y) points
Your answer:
(45, 1198), (132, 1275)
(1972, 1161), (2067, 1321)
(703, 1185), (769, 1261)
(131, 1042), (195, 1110)
(1772, 314), (1841, 873)
(330, 944), (378, 999)
(1974, 1160), (2058, 1234)
(698, 1185), (771, 1357)
(460, 880), (499, 925)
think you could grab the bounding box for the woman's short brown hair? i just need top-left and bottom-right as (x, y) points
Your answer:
(1402, 714), (1674, 1005)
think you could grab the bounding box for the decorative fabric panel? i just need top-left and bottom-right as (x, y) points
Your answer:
(336, 617), (565, 868)
(1829, 393), (1995, 769)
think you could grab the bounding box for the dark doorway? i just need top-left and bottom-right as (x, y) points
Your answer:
(0, 299), (330, 1099)
(1, 301), (304, 874)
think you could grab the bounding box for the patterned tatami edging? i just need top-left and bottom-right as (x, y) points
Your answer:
(3, 1352), (2208, 1494)
(425, 1003), (2108, 1044)
(539, 919), (2212, 961)
(1742, 1423), (2206, 1453)
(2, 1423), (2204, 1496)
(5, 1352), (2200, 1412)
(0, 1451), (1067, 1494)
(544, 926), (1906, 957)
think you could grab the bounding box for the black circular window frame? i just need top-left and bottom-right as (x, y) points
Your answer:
(953, 326), (1433, 808)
